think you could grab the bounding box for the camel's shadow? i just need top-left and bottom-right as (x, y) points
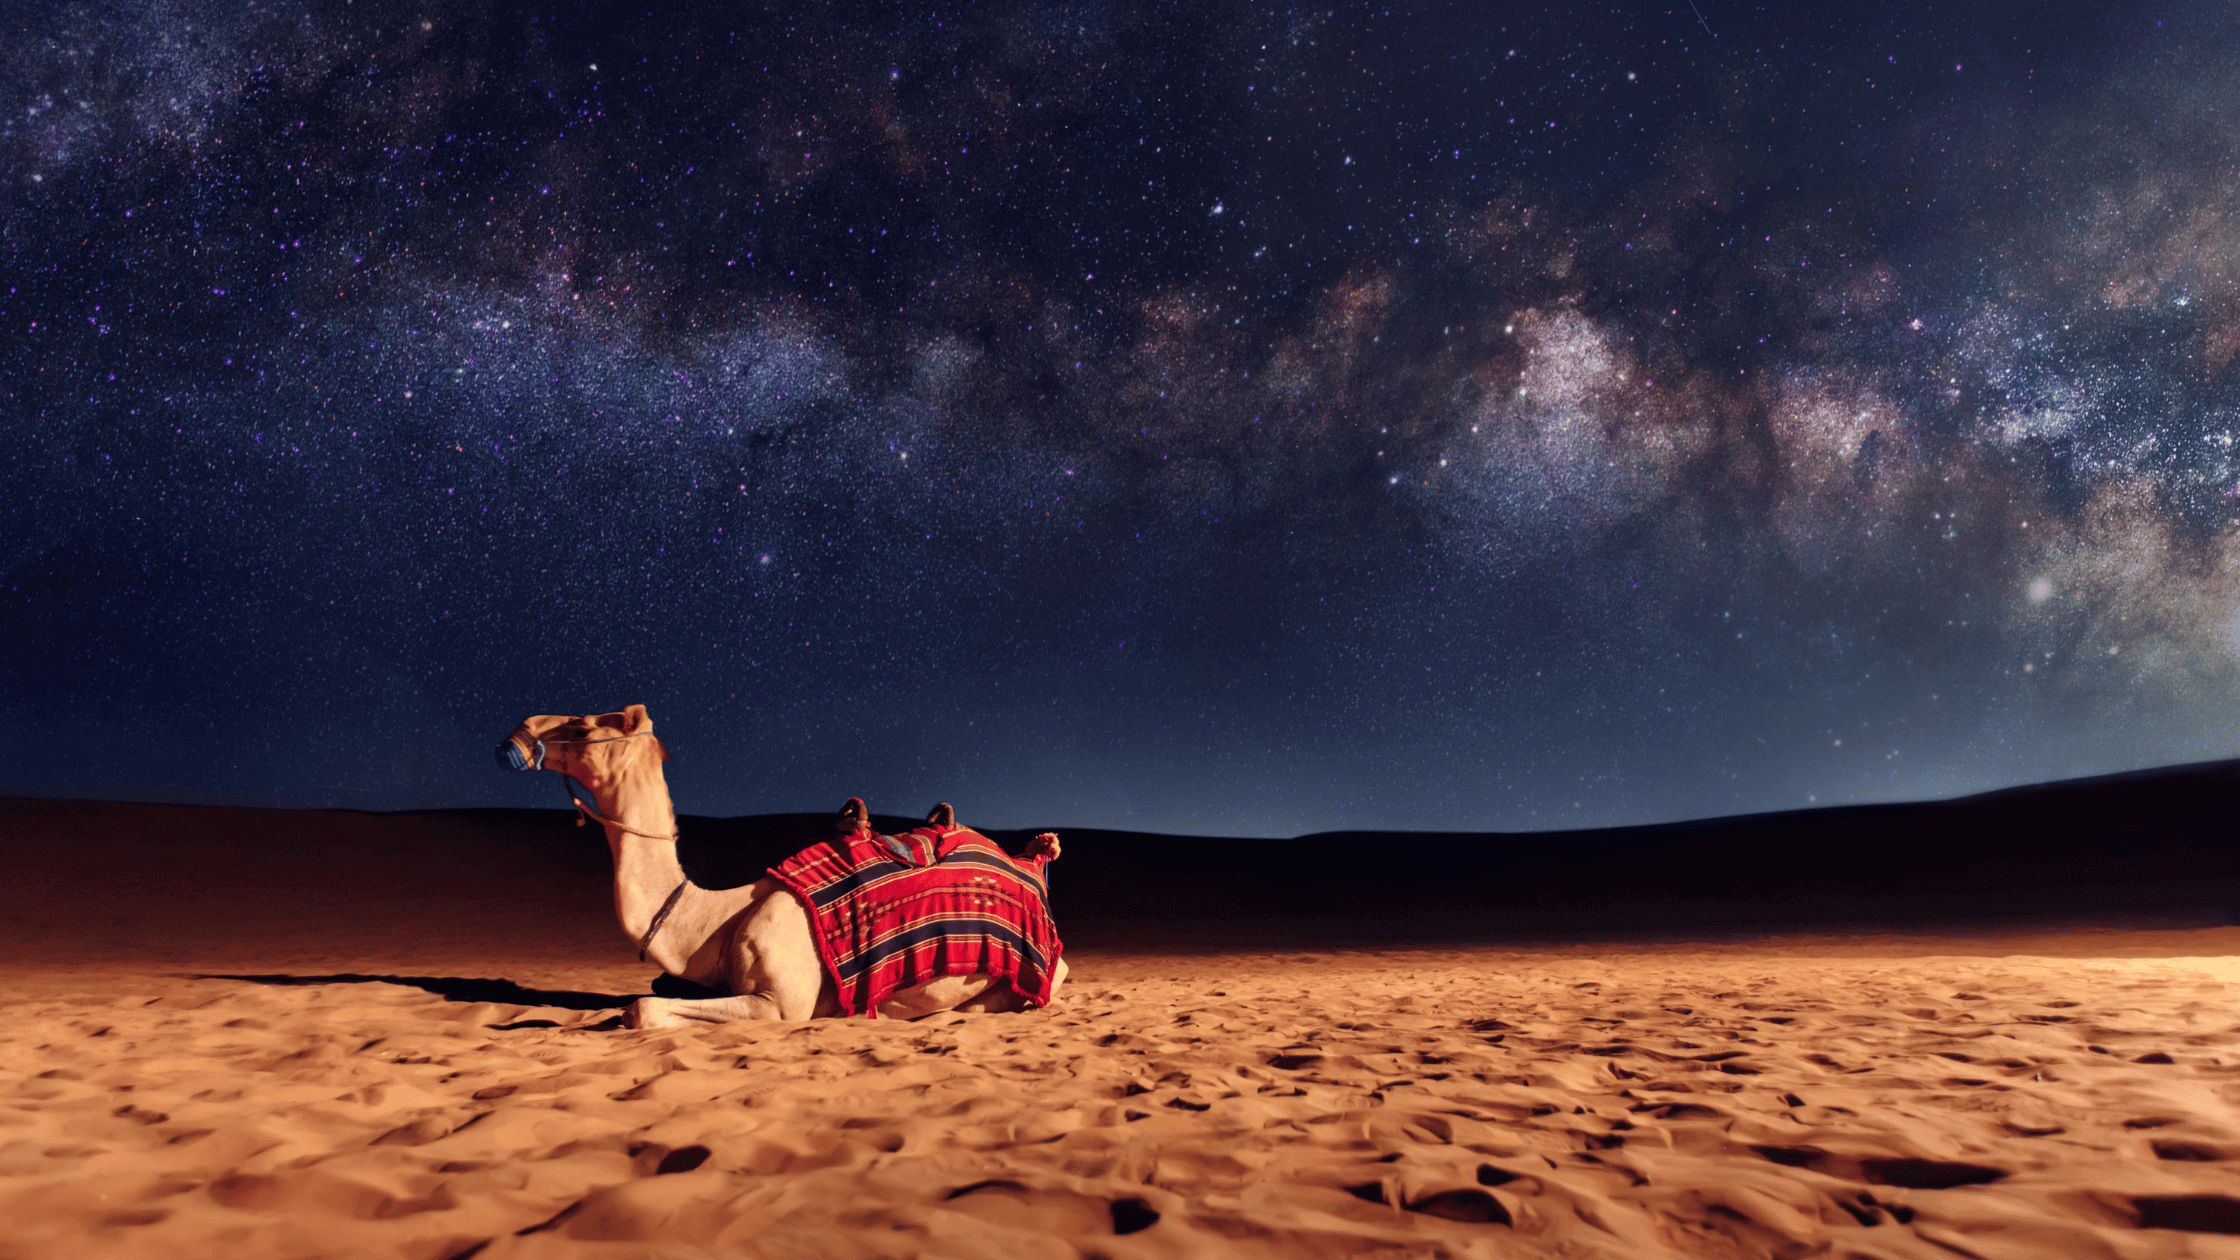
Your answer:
(198, 972), (657, 1027)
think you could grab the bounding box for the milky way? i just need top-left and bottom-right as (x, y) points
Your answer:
(7, 1), (2240, 835)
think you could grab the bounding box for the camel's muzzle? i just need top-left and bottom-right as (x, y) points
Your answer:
(497, 734), (542, 773)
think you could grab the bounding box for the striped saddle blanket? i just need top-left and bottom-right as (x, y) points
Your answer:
(768, 824), (1062, 1017)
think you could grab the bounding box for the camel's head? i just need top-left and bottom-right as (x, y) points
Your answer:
(496, 704), (668, 782)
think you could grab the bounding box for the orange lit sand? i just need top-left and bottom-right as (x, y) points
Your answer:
(10, 799), (2240, 1257)
(13, 940), (2240, 1258)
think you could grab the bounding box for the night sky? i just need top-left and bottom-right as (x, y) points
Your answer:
(8, 1), (2239, 837)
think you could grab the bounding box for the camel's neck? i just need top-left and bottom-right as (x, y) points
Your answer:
(572, 752), (692, 963)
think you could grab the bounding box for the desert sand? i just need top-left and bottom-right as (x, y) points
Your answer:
(10, 796), (2240, 1258)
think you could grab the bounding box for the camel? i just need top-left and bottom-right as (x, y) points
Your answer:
(496, 705), (1068, 1028)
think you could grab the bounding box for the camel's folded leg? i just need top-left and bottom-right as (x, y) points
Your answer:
(879, 972), (1013, 1018)
(949, 983), (1023, 1014)
(860, 957), (1072, 1018)
(971, 957), (1068, 1008)
(623, 879), (835, 1028)
(628, 994), (784, 1028)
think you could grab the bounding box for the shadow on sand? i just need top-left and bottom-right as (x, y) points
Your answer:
(199, 972), (641, 1015)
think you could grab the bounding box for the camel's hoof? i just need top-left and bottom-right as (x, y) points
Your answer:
(926, 801), (955, 828)
(836, 797), (869, 834)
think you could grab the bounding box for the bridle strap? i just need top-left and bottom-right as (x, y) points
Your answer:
(527, 727), (653, 774)
(560, 774), (679, 841)
(534, 728), (678, 841)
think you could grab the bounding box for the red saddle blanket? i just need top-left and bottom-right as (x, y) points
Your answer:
(768, 824), (1062, 1017)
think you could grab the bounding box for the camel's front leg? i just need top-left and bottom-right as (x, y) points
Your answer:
(892, 956), (1070, 1018)
(627, 879), (834, 1029)
(626, 993), (784, 1026)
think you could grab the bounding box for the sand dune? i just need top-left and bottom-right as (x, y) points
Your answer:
(9, 793), (2240, 1257)
(11, 946), (2240, 1257)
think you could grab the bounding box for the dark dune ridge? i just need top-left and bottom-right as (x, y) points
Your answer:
(1009, 755), (2240, 943)
(10, 756), (2236, 966)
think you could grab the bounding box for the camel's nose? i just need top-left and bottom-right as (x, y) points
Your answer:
(497, 735), (537, 772)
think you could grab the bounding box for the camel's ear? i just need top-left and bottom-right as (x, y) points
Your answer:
(621, 703), (652, 733)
